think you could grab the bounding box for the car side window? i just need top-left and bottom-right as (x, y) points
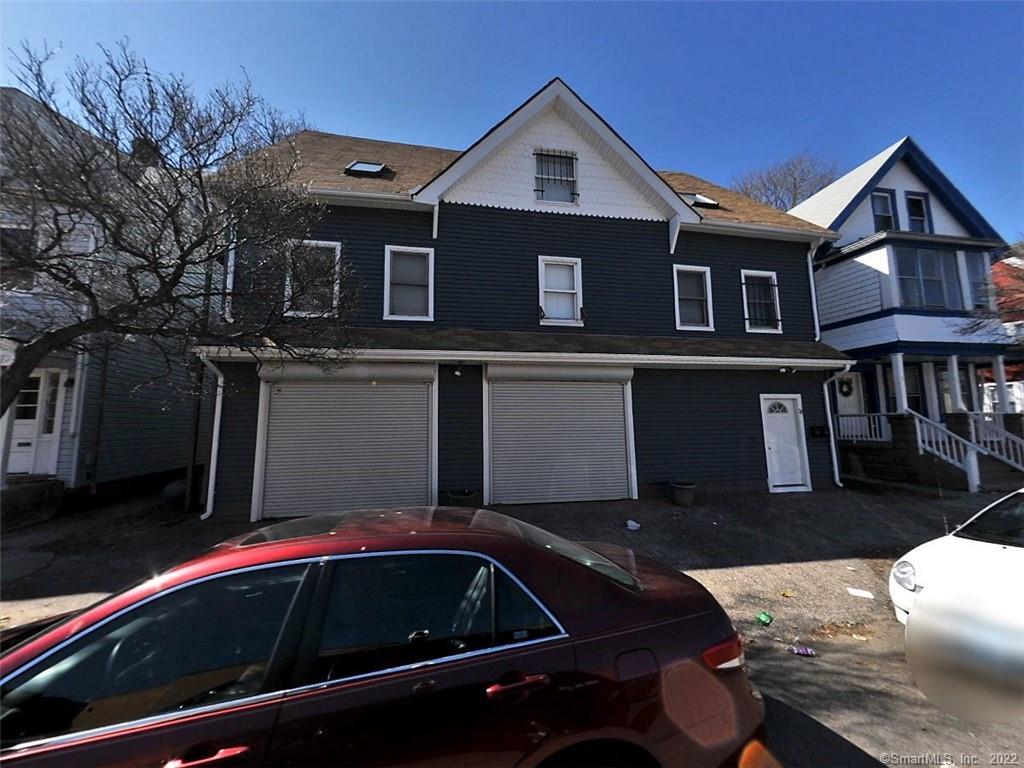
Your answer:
(0, 565), (305, 749)
(310, 555), (558, 684)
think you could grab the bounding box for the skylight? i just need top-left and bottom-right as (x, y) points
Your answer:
(345, 160), (387, 176)
(681, 192), (719, 208)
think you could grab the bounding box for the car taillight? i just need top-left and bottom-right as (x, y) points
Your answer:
(702, 632), (745, 670)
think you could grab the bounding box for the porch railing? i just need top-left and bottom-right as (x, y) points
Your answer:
(967, 411), (1024, 472)
(836, 413), (893, 443)
(909, 409), (985, 493)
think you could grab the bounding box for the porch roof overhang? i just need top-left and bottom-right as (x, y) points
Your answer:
(195, 328), (850, 371)
(817, 230), (1007, 268)
(842, 340), (1019, 363)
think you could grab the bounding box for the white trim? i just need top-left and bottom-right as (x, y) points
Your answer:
(672, 264), (714, 332)
(412, 79), (700, 228)
(308, 187), (431, 212)
(67, 352), (88, 487)
(741, 269), (783, 334)
(623, 380), (639, 499)
(250, 380), (272, 522)
(383, 245), (435, 322)
(921, 361), (940, 420)
(223, 241), (236, 323)
(668, 214), (681, 254)
(196, 345), (850, 371)
(678, 219), (835, 244)
(955, 249), (973, 311)
(284, 240), (343, 318)
(759, 393), (812, 493)
(806, 237), (826, 341)
(200, 356), (225, 520)
(538, 255), (583, 326)
(481, 366), (491, 505)
(430, 363), (439, 506)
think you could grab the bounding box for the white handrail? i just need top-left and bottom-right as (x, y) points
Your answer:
(909, 409), (985, 492)
(836, 413), (893, 442)
(968, 411), (1024, 472)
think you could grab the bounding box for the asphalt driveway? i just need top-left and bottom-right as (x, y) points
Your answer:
(2, 486), (1022, 765)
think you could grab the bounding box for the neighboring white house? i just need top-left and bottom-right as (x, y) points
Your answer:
(789, 136), (1020, 491)
(0, 87), (208, 498)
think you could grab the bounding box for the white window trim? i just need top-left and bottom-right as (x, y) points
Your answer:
(871, 191), (895, 230)
(741, 269), (783, 334)
(672, 264), (714, 332)
(905, 193), (930, 233)
(284, 239), (342, 318)
(223, 241), (236, 323)
(383, 245), (434, 322)
(538, 255), (583, 327)
(534, 148), (579, 207)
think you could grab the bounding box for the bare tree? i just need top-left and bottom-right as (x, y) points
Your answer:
(960, 239), (1024, 341)
(731, 151), (840, 211)
(1, 41), (360, 416)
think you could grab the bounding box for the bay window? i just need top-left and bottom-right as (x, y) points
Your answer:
(896, 247), (962, 310)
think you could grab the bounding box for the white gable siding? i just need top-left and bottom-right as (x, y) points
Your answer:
(836, 161), (969, 245)
(815, 246), (888, 325)
(443, 104), (668, 221)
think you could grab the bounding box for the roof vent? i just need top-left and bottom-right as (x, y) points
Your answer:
(345, 160), (387, 176)
(682, 192), (719, 208)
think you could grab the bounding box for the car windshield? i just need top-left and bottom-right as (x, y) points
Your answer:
(954, 493), (1024, 547)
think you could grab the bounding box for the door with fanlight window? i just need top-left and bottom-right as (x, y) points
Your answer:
(5, 370), (66, 476)
(760, 395), (811, 492)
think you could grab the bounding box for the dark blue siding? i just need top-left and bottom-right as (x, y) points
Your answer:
(437, 364), (483, 494)
(632, 369), (833, 493)
(299, 202), (816, 340)
(212, 362), (260, 518)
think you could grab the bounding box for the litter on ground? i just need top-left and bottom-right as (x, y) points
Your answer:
(846, 587), (875, 600)
(755, 611), (773, 626)
(780, 590), (795, 598)
(626, 519), (641, 531)
(788, 645), (817, 657)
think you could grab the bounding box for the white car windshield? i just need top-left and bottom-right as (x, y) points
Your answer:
(954, 493), (1024, 548)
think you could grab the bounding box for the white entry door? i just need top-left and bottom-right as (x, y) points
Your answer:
(760, 394), (811, 492)
(6, 371), (66, 476)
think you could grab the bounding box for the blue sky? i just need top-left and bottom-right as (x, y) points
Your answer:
(3, 2), (1022, 239)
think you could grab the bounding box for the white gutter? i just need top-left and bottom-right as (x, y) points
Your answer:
(199, 354), (225, 520)
(194, 345), (850, 372)
(807, 236), (827, 341)
(679, 219), (838, 244)
(307, 187), (432, 211)
(822, 363), (853, 487)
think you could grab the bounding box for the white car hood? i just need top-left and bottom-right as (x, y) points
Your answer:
(903, 532), (1024, 593)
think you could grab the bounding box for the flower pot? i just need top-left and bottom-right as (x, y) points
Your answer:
(670, 481), (696, 507)
(441, 489), (482, 508)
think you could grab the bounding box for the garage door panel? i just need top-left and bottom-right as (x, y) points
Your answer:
(263, 381), (431, 517)
(490, 381), (630, 504)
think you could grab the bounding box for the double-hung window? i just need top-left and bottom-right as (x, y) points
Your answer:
(895, 247), (962, 310)
(534, 150), (578, 203)
(871, 191), (897, 231)
(538, 256), (583, 326)
(964, 251), (991, 309)
(285, 240), (341, 317)
(741, 270), (782, 333)
(1, 227), (35, 291)
(905, 193), (931, 233)
(673, 265), (714, 331)
(384, 245), (434, 321)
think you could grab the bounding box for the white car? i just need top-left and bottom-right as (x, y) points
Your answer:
(889, 489), (1024, 625)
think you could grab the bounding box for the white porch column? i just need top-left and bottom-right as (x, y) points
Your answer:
(967, 363), (980, 411)
(922, 363), (941, 420)
(947, 355), (965, 412)
(891, 353), (909, 413)
(0, 404), (13, 489)
(994, 355), (1010, 413)
(875, 363), (887, 412)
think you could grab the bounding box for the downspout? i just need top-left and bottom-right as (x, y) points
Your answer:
(822, 363), (853, 487)
(807, 237), (827, 342)
(199, 354), (225, 520)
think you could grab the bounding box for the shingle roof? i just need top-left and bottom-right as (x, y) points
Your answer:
(657, 170), (833, 236)
(279, 130), (832, 236)
(787, 137), (906, 229)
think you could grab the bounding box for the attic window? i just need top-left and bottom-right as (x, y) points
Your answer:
(682, 193), (719, 208)
(535, 149), (578, 203)
(345, 160), (387, 176)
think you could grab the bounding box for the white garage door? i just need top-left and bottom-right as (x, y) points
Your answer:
(489, 380), (632, 504)
(261, 380), (432, 517)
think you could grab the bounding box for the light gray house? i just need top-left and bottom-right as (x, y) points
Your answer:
(0, 87), (208, 506)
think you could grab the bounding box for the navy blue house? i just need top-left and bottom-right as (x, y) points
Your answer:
(198, 79), (849, 521)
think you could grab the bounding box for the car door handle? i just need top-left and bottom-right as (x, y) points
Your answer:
(486, 673), (550, 700)
(164, 746), (252, 768)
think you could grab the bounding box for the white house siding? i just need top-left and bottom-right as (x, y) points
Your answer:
(837, 161), (970, 246)
(54, 373), (78, 484)
(444, 103), (668, 221)
(815, 247), (887, 325)
(73, 341), (211, 487)
(822, 313), (1011, 351)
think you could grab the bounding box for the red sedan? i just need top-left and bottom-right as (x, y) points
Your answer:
(0, 508), (773, 768)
